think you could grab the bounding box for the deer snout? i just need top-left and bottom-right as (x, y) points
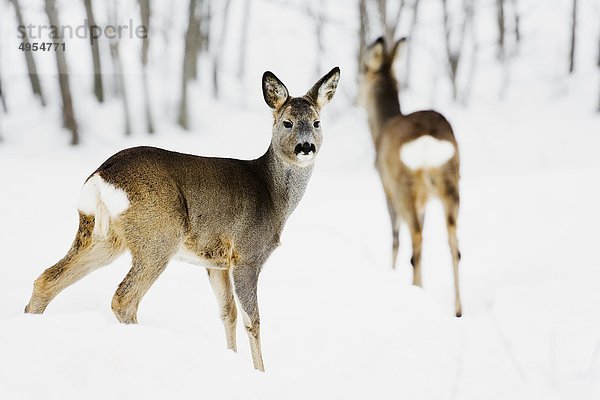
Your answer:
(294, 142), (316, 155)
(294, 142), (317, 163)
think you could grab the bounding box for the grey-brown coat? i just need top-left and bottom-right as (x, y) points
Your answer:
(25, 67), (341, 370)
(359, 37), (462, 317)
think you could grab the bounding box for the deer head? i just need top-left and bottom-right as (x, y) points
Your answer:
(262, 67), (340, 167)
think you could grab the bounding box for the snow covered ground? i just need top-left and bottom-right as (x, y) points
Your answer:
(1, 0), (600, 399)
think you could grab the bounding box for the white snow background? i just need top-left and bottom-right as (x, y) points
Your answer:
(1, 0), (600, 399)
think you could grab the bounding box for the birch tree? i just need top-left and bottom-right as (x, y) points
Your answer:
(569, 0), (577, 73)
(212, 0), (232, 98)
(107, 0), (131, 136)
(83, 0), (104, 102)
(0, 72), (7, 113)
(11, 0), (45, 106)
(179, 0), (200, 129)
(45, 0), (78, 144)
(138, 0), (154, 133)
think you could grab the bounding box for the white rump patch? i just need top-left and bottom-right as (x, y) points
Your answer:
(78, 174), (129, 216)
(399, 135), (455, 170)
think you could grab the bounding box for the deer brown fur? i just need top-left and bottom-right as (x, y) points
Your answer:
(25, 67), (341, 370)
(359, 37), (462, 317)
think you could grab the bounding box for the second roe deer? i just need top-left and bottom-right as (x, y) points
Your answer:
(359, 37), (462, 317)
(25, 67), (341, 370)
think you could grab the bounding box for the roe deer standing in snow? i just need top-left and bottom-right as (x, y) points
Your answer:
(359, 37), (462, 317)
(25, 67), (341, 370)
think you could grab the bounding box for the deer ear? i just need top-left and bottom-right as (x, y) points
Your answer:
(305, 67), (340, 109)
(364, 37), (386, 71)
(262, 71), (289, 109)
(389, 37), (407, 63)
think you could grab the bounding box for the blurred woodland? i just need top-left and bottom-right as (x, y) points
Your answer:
(0, 0), (598, 145)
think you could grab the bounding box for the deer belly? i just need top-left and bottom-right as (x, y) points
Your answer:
(175, 237), (238, 270)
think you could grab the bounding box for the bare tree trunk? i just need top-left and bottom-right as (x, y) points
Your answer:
(462, 3), (479, 105)
(83, 0), (104, 103)
(597, 34), (600, 112)
(45, 0), (79, 144)
(358, 0), (369, 77)
(441, 0), (472, 101)
(212, 0), (232, 98)
(511, 0), (520, 44)
(568, 0), (577, 74)
(376, 0), (404, 44)
(0, 73), (7, 113)
(237, 0), (252, 83)
(307, 0), (326, 78)
(190, 0), (204, 81)
(403, 0), (420, 89)
(107, 0), (131, 136)
(496, 0), (505, 62)
(11, 0), (46, 106)
(138, 0), (154, 134)
(179, 0), (200, 129)
(0, 70), (5, 141)
(376, 0), (388, 41)
(203, 0), (212, 52)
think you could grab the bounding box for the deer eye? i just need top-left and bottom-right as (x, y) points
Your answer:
(313, 120), (321, 128)
(283, 121), (293, 129)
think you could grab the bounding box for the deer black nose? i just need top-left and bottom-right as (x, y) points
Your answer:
(294, 142), (316, 155)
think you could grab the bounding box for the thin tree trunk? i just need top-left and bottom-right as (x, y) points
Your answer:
(45, 0), (78, 144)
(0, 73), (7, 113)
(568, 0), (577, 74)
(179, 0), (200, 129)
(0, 72), (5, 141)
(212, 0), (232, 98)
(403, 0), (420, 89)
(358, 0), (369, 76)
(308, 0), (325, 78)
(511, 0), (520, 44)
(597, 34), (600, 112)
(83, 0), (104, 103)
(441, 0), (472, 101)
(237, 0), (252, 83)
(376, 0), (388, 41)
(107, 0), (131, 136)
(203, 0), (211, 52)
(138, 0), (154, 133)
(441, 0), (458, 99)
(462, 4), (478, 105)
(11, 0), (45, 106)
(497, 0), (505, 62)
(597, 79), (600, 113)
(190, 0), (204, 81)
(377, 0), (404, 44)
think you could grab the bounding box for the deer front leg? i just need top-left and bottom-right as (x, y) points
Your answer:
(207, 269), (237, 352)
(232, 265), (264, 371)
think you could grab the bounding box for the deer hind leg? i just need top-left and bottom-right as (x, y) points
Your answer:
(400, 190), (424, 288)
(232, 264), (264, 371)
(207, 269), (237, 352)
(385, 194), (400, 270)
(25, 213), (124, 314)
(441, 184), (462, 317)
(111, 248), (175, 324)
(408, 214), (423, 288)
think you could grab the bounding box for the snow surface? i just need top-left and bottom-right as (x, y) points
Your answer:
(1, 0), (600, 399)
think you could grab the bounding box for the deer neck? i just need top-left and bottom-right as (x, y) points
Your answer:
(366, 72), (402, 144)
(256, 144), (314, 222)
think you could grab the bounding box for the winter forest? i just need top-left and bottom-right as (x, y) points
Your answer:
(1, 0), (600, 399)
